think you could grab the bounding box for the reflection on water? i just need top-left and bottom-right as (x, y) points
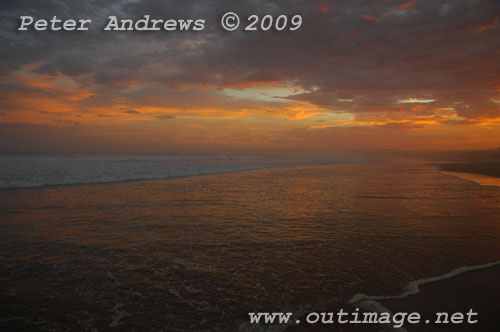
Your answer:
(1, 161), (500, 331)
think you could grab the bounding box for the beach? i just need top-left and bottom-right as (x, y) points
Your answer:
(3, 0), (500, 330)
(1, 160), (500, 331)
(433, 161), (500, 188)
(287, 265), (500, 332)
(381, 265), (500, 332)
(435, 162), (500, 179)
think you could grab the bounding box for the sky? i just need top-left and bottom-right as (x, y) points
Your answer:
(0, 0), (499, 154)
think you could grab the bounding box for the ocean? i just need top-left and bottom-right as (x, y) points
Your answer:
(0, 155), (285, 190)
(1, 157), (500, 331)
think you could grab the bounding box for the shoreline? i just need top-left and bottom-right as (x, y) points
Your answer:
(349, 260), (500, 331)
(433, 162), (500, 178)
(2, 160), (500, 331)
(433, 161), (500, 187)
(285, 260), (500, 332)
(438, 170), (500, 188)
(380, 264), (500, 331)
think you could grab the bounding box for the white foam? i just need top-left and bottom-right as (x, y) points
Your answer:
(349, 260), (500, 331)
(109, 302), (126, 327)
(0, 155), (287, 189)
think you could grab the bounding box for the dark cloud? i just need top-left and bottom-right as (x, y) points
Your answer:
(1, 0), (499, 122)
(123, 109), (140, 114)
(157, 114), (175, 119)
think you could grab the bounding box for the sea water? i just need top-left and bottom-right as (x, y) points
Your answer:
(0, 155), (282, 189)
(1, 159), (500, 331)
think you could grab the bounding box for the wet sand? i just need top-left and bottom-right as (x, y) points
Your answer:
(440, 171), (500, 187)
(435, 162), (500, 178)
(287, 266), (500, 332)
(381, 265), (500, 331)
(434, 161), (500, 187)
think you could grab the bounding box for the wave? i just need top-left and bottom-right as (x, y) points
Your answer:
(239, 260), (500, 332)
(349, 260), (500, 332)
(0, 155), (294, 190)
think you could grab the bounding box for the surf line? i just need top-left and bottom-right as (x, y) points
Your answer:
(348, 260), (500, 332)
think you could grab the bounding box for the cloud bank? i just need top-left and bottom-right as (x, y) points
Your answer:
(1, 0), (499, 153)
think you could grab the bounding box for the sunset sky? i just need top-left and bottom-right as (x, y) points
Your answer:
(1, 0), (499, 154)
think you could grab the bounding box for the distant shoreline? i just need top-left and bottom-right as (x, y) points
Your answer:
(433, 162), (500, 178)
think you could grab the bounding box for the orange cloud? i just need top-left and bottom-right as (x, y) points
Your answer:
(360, 14), (381, 22)
(396, 1), (415, 10)
(13, 72), (57, 89)
(315, 0), (333, 14)
(11, 69), (95, 102)
(477, 16), (499, 31)
(2, 0), (500, 153)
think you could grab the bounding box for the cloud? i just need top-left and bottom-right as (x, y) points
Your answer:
(315, 0), (333, 14)
(1, 0), (500, 152)
(395, 1), (415, 10)
(157, 114), (176, 119)
(360, 14), (381, 22)
(397, 98), (436, 104)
